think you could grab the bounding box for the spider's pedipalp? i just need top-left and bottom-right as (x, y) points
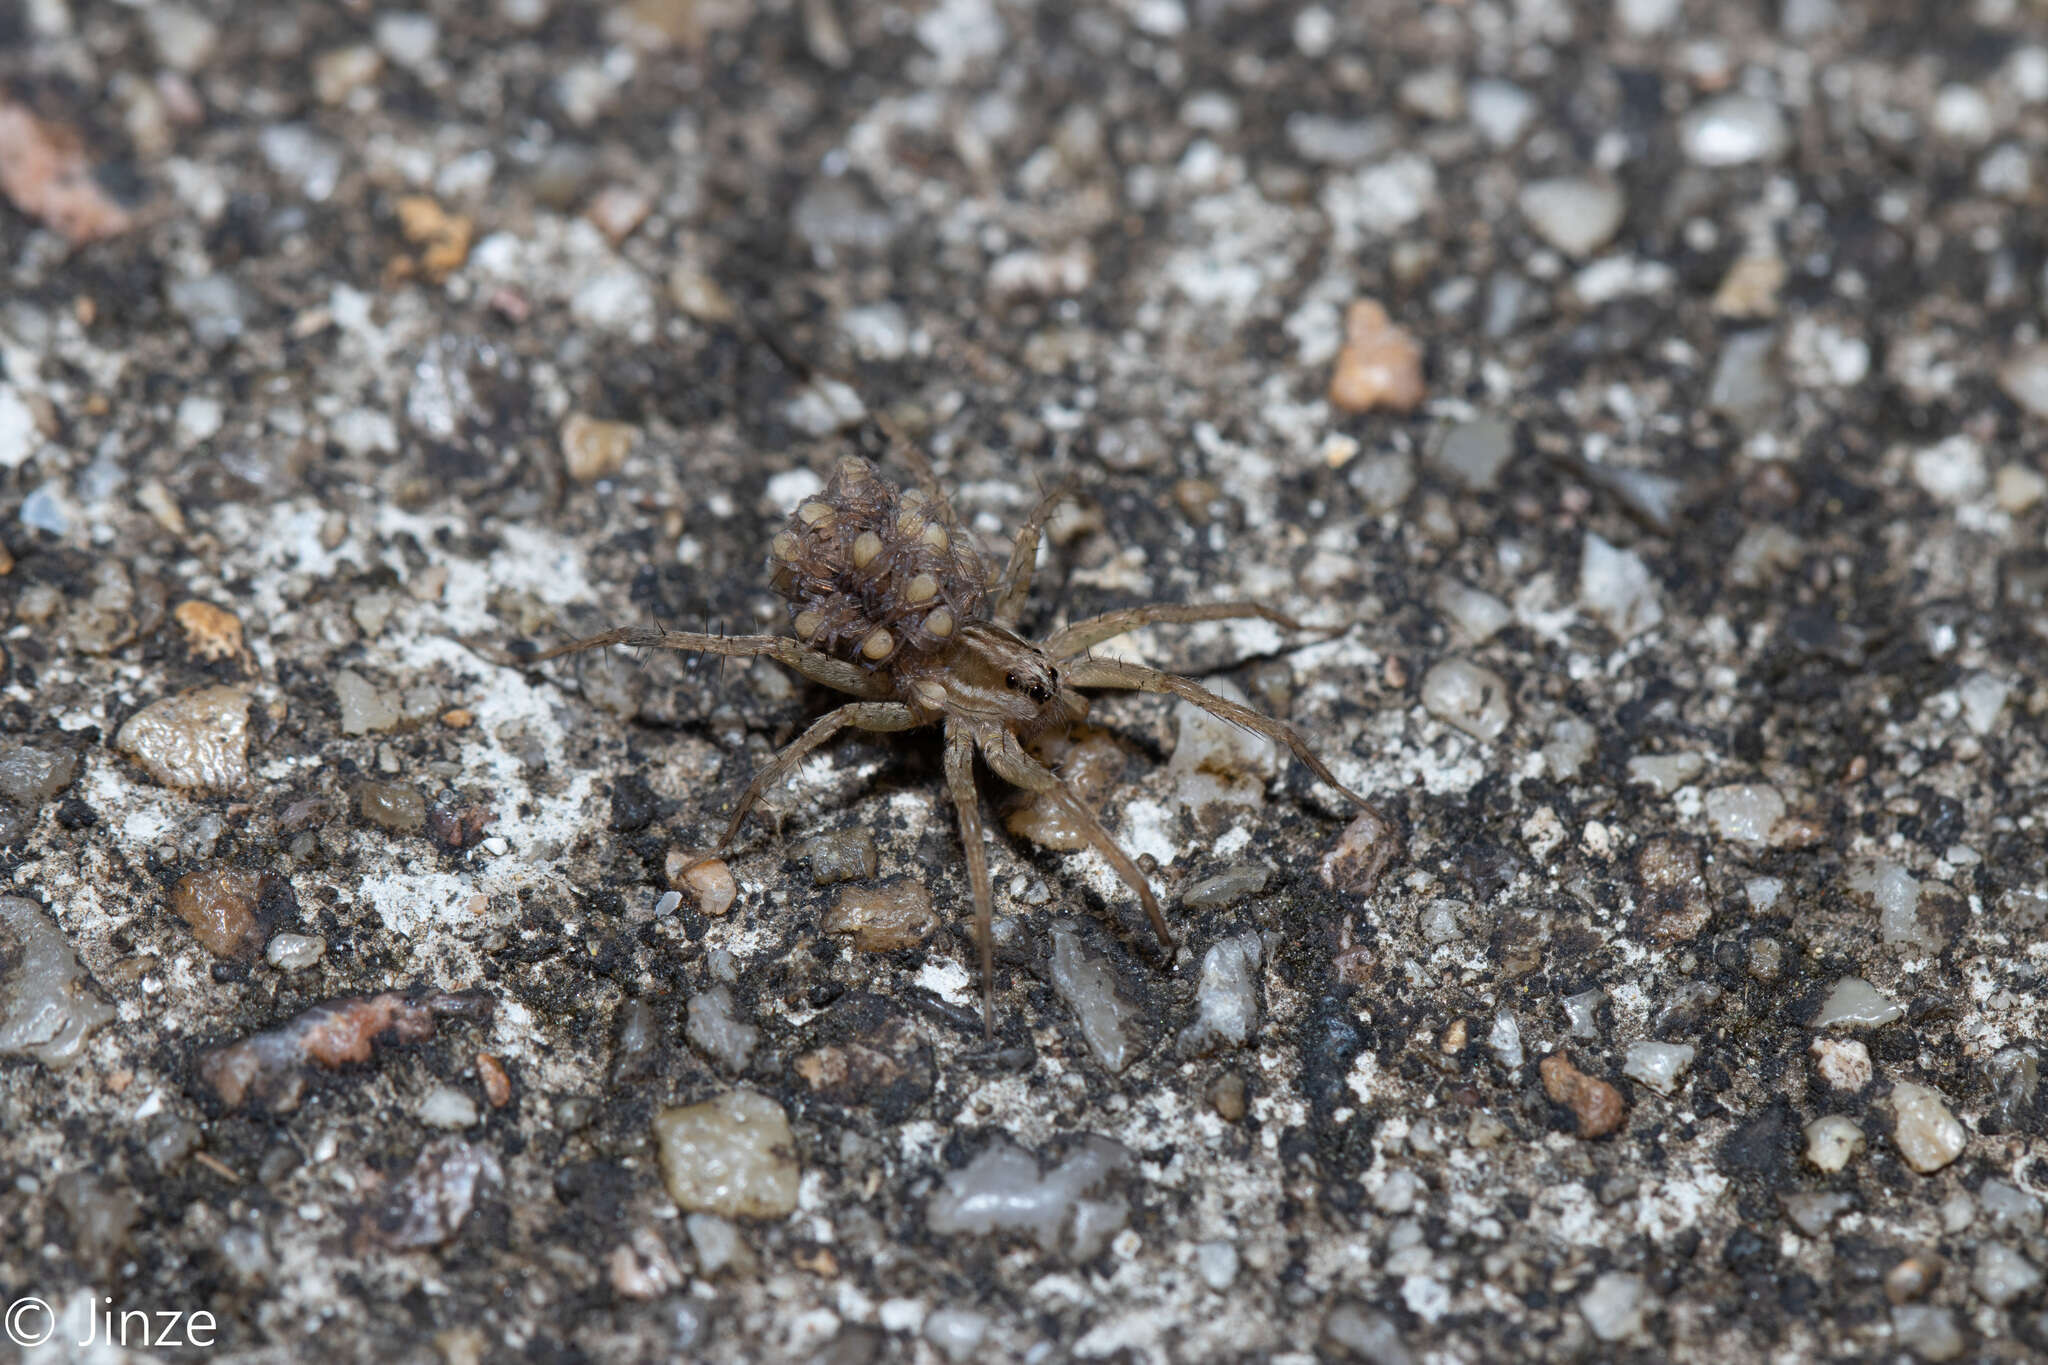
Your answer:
(993, 478), (1077, 630)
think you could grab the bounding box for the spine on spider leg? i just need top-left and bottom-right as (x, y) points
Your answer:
(766, 457), (989, 670)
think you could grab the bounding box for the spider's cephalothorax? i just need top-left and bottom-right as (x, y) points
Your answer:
(521, 428), (1380, 1036)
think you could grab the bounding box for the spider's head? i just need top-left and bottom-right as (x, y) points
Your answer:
(928, 622), (1087, 735)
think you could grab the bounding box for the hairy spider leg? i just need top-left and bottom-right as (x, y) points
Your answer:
(1061, 655), (1374, 810)
(977, 726), (1171, 946)
(521, 625), (891, 700)
(706, 702), (919, 856)
(941, 722), (998, 1037)
(1041, 601), (1322, 660)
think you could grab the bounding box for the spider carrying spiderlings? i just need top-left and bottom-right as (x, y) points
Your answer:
(515, 416), (1380, 1036)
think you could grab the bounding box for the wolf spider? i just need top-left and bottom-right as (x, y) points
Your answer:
(519, 420), (1376, 1035)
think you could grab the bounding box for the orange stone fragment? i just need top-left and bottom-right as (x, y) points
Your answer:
(1327, 299), (1425, 414)
(1540, 1052), (1627, 1139)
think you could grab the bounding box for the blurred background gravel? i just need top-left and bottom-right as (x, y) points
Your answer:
(3, 1), (2048, 1361)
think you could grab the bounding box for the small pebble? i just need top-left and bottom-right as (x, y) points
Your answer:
(334, 670), (402, 736)
(1181, 865), (1270, 911)
(1712, 254), (1787, 319)
(1540, 1053), (1626, 1138)
(1703, 783), (1787, 845)
(1891, 1081), (1967, 1173)
(264, 932), (326, 973)
(560, 412), (638, 484)
(1972, 1244), (2043, 1307)
(926, 1134), (1131, 1259)
(1911, 435), (1987, 505)
(174, 600), (245, 662)
(685, 1212), (751, 1275)
(314, 44), (383, 103)
(0, 896), (117, 1069)
(1579, 1271), (1654, 1344)
(379, 1140), (500, 1249)
(1810, 1036), (1872, 1090)
(584, 184), (652, 244)
(798, 830), (878, 885)
(357, 781), (427, 833)
(418, 1084), (479, 1130)
(1006, 728), (1123, 849)
(652, 1090), (801, 1219)
(1178, 933), (1264, 1055)
(653, 890), (682, 916)
(822, 881), (937, 951)
(115, 686), (252, 791)
(1420, 658), (1513, 742)
(1431, 416), (1515, 490)
(1320, 807), (1400, 897)
(1435, 582), (1512, 643)
(1889, 1305), (1963, 1362)
(1803, 1114), (1866, 1172)
(1781, 1191), (1856, 1236)
(1707, 330), (1783, 427)
(1467, 79), (1537, 147)
(1049, 923), (1140, 1073)
(170, 866), (278, 959)
(1621, 1042), (1696, 1095)
(1998, 343), (2048, 419)
(1580, 533), (1664, 639)
(1627, 752), (1704, 795)
(1812, 977), (1902, 1030)
(685, 984), (760, 1072)
(1169, 677), (1279, 813)
(1208, 1070), (1248, 1121)
(1327, 299), (1425, 414)
(1885, 1254), (1944, 1304)
(1517, 177), (1626, 258)
(671, 856), (737, 915)
(922, 1308), (990, 1363)
(1680, 93), (1790, 166)
(0, 744), (79, 808)
(476, 1052), (511, 1108)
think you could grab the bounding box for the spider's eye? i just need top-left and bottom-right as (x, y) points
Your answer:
(1004, 672), (1019, 690)
(1028, 683), (1051, 704)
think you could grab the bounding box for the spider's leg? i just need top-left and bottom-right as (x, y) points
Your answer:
(942, 720), (999, 1039)
(1062, 656), (1375, 811)
(992, 479), (1077, 630)
(707, 701), (918, 856)
(977, 727), (1172, 949)
(515, 626), (891, 700)
(1042, 602), (1328, 661)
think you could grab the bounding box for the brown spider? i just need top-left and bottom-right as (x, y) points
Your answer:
(518, 422), (1377, 1035)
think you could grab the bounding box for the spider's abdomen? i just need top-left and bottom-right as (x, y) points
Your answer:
(768, 457), (988, 668)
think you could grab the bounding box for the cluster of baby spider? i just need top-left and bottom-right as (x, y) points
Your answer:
(518, 412), (1377, 1035)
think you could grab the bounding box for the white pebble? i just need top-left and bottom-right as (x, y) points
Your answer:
(1490, 1012), (1524, 1069)
(1704, 783), (1786, 844)
(685, 985), (759, 1072)
(1892, 1081), (1968, 1174)
(1812, 977), (1902, 1030)
(1169, 677), (1278, 813)
(264, 933), (326, 972)
(1958, 673), (2010, 736)
(0, 897), (117, 1069)
(923, 1307), (990, 1363)
(653, 1091), (801, 1218)
(1050, 924), (1140, 1073)
(1194, 1240), (1240, 1290)
(1847, 862), (1929, 948)
(1911, 435), (1987, 505)
(1803, 1114), (1866, 1172)
(1178, 934), (1264, 1055)
(1435, 582), (1512, 642)
(1932, 84), (1995, 144)
(1680, 94), (1790, 166)
(927, 1134), (1130, 1259)
(1627, 752), (1703, 795)
(1420, 659), (1513, 742)
(418, 1084), (479, 1129)
(1467, 79), (1537, 148)
(1972, 1244), (2043, 1307)
(570, 267), (656, 335)
(1891, 1305), (1962, 1360)
(1579, 1271), (1654, 1343)
(1615, 0), (1683, 34)
(374, 12), (440, 69)
(334, 670), (401, 736)
(1517, 177), (1627, 258)
(1622, 1042), (1696, 1095)
(1998, 343), (2048, 418)
(1579, 533), (1664, 639)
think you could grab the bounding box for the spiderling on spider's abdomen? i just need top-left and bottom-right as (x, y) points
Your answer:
(516, 420), (1384, 1037)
